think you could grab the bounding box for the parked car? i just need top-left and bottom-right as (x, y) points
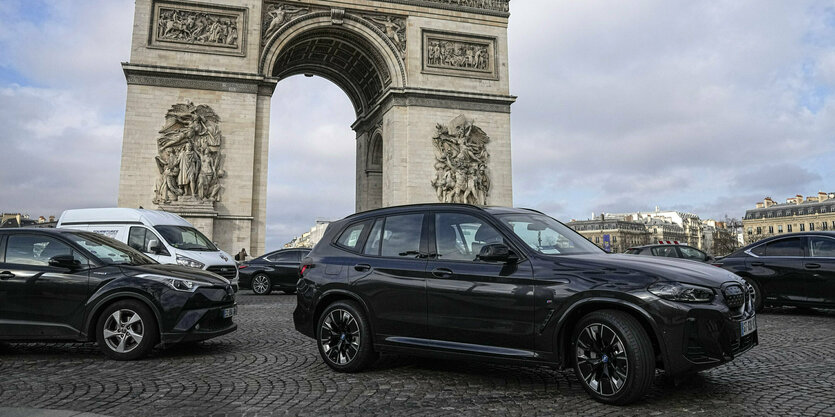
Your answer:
(238, 248), (311, 295)
(0, 228), (237, 360)
(56, 208), (239, 286)
(293, 204), (757, 405)
(714, 232), (835, 312)
(625, 243), (715, 263)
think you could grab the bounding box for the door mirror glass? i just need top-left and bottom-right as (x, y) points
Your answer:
(477, 243), (514, 263)
(49, 254), (81, 270)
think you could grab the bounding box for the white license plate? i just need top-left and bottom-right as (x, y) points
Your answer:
(222, 306), (237, 318)
(740, 316), (756, 337)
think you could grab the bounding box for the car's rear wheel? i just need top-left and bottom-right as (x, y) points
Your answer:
(742, 277), (763, 312)
(317, 300), (377, 372)
(251, 274), (272, 295)
(571, 310), (655, 405)
(96, 300), (158, 361)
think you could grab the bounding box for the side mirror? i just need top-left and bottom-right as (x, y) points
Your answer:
(146, 239), (162, 254)
(49, 255), (81, 270)
(477, 243), (516, 263)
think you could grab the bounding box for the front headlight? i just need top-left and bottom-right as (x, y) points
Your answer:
(176, 255), (205, 269)
(138, 274), (211, 292)
(648, 281), (715, 303)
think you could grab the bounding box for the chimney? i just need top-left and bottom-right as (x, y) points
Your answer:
(756, 202), (764, 209)
(49, 215), (55, 222)
(764, 197), (776, 208)
(818, 192), (828, 202)
(796, 195), (803, 204)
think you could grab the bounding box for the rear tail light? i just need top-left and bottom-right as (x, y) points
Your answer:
(238, 265), (248, 269)
(711, 263), (724, 268)
(300, 264), (311, 277)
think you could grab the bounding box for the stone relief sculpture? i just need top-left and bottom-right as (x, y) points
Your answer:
(366, 15), (407, 55)
(427, 38), (490, 71)
(262, 3), (311, 43)
(431, 115), (491, 205)
(157, 8), (240, 47)
(386, 0), (509, 13)
(153, 102), (226, 205)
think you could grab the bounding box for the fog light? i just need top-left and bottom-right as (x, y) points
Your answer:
(195, 324), (200, 330)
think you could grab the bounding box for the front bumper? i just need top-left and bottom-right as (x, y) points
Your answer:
(653, 299), (758, 375)
(161, 303), (238, 344)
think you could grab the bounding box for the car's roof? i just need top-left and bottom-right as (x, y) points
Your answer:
(58, 208), (191, 227)
(628, 243), (697, 249)
(343, 203), (540, 220)
(0, 227), (84, 235)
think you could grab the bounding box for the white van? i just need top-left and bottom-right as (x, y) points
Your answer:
(57, 208), (238, 283)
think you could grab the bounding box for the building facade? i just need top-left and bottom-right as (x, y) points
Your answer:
(742, 192), (835, 244)
(284, 220), (331, 249)
(567, 217), (651, 253)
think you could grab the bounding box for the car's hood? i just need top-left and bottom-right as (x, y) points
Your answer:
(120, 264), (230, 285)
(174, 249), (236, 267)
(554, 253), (744, 288)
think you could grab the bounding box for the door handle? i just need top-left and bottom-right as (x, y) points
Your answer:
(750, 262), (764, 267)
(805, 263), (821, 269)
(0, 271), (14, 280)
(353, 264), (371, 272)
(432, 268), (454, 279)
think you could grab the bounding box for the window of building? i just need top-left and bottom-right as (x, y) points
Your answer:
(822, 222), (829, 231)
(788, 224), (793, 233)
(810, 223), (815, 231)
(800, 224), (805, 232)
(756, 227), (762, 235)
(778, 225), (783, 233)
(747, 227), (753, 236)
(612, 236), (617, 243)
(595, 236), (600, 243)
(768, 226), (774, 234)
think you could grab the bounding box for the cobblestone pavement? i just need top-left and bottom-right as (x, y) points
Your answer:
(1, 295), (834, 417)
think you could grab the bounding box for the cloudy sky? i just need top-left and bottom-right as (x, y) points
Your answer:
(1, 0), (834, 252)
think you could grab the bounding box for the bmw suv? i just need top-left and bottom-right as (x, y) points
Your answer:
(293, 204), (757, 405)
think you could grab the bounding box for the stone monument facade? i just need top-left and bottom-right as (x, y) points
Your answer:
(118, 0), (515, 256)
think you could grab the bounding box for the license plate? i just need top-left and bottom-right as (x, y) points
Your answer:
(740, 316), (756, 337)
(222, 306), (237, 318)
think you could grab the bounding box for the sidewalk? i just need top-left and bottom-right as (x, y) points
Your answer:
(0, 408), (110, 417)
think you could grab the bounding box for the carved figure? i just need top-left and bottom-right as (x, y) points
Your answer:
(427, 38), (490, 71)
(368, 15), (406, 53)
(431, 115), (491, 205)
(156, 8), (239, 47)
(153, 102), (226, 205)
(263, 4), (309, 41)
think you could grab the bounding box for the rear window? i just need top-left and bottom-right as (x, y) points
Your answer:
(651, 246), (679, 258)
(625, 248), (641, 255)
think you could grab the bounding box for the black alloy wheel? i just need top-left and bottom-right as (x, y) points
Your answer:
(317, 300), (377, 372)
(96, 299), (158, 360)
(572, 310), (655, 405)
(742, 277), (763, 312)
(251, 274), (272, 295)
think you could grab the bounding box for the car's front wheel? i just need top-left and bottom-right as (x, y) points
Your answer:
(317, 300), (377, 372)
(96, 300), (158, 361)
(571, 310), (655, 405)
(251, 274), (272, 295)
(742, 277), (763, 312)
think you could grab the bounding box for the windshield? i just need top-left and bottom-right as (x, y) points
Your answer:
(66, 232), (156, 266)
(154, 225), (218, 251)
(497, 213), (603, 256)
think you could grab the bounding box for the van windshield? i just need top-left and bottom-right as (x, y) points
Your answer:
(154, 225), (218, 251)
(66, 232), (156, 266)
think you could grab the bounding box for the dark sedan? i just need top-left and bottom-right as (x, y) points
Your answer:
(625, 243), (714, 263)
(715, 232), (835, 311)
(238, 248), (311, 295)
(0, 228), (237, 360)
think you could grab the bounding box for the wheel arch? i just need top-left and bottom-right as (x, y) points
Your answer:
(83, 292), (164, 343)
(554, 297), (669, 373)
(313, 289), (375, 340)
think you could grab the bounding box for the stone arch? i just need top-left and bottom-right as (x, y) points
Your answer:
(259, 12), (406, 116)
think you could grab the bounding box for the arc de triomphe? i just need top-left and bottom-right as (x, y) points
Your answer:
(118, 0), (515, 255)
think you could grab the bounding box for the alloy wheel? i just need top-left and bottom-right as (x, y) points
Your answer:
(102, 309), (144, 354)
(575, 323), (629, 396)
(252, 275), (270, 294)
(745, 281), (757, 310)
(319, 309), (361, 365)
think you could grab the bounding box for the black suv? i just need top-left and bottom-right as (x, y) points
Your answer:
(715, 232), (835, 311)
(294, 204), (757, 405)
(0, 228), (237, 360)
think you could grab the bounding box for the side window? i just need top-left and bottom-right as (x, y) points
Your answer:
(809, 237), (835, 258)
(679, 247), (707, 261)
(5, 235), (83, 266)
(273, 252), (297, 262)
(380, 214), (424, 258)
(128, 227), (147, 251)
(435, 212), (504, 261)
(363, 219), (384, 256)
(336, 222), (368, 252)
(764, 238), (802, 257)
(750, 244), (766, 256)
(651, 246), (678, 258)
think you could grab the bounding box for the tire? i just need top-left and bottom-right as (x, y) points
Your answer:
(571, 310), (655, 405)
(96, 300), (158, 361)
(251, 274), (272, 295)
(316, 300), (377, 372)
(742, 277), (763, 313)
